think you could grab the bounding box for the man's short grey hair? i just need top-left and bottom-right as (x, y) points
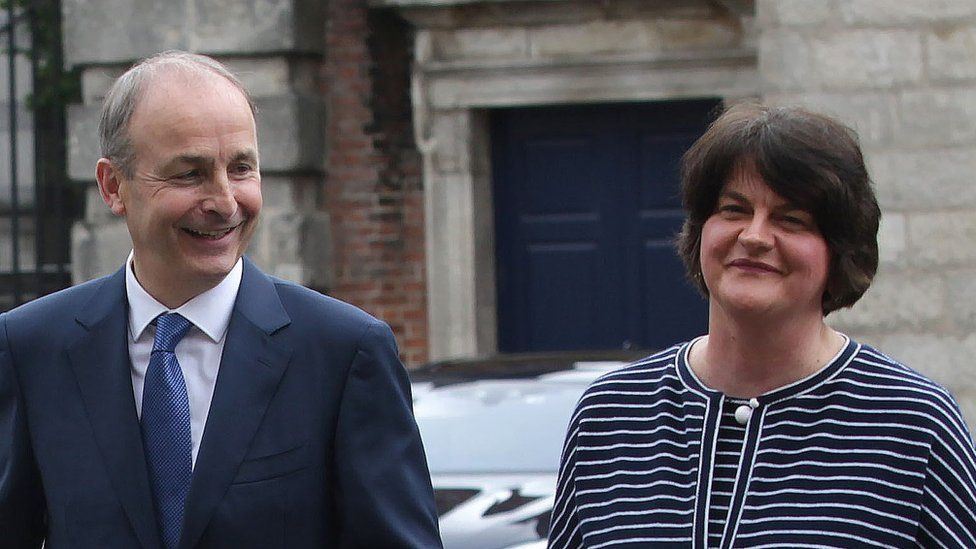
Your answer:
(98, 50), (257, 177)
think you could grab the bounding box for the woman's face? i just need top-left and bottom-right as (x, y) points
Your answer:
(699, 164), (831, 321)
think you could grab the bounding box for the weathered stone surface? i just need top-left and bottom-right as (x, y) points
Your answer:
(224, 58), (296, 98)
(253, 94), (326, 172)
(64, 0), (323, 68)
(927, 25), (976, 83)
(431, 27), (529, 61)
(425, 173), (478, 359)
(945, 270), (976, 329)
(897, 89), (976, 147)
(63, 0), (186, 66)
(192, 0), (324, 54)
(299, 210), (335, 289)
(428, 110), (481, 175)
(877, 212), (907, 266)
(529, 18), (740, 58)
(906, 211), (976, 268)
(656, 18), (742, 51)
(80, 67), (125, 105)
(869, 332), (976, 399)
(810, 30), (923, 89)
(763, 91), (897, 146)
(425, 59), (758, 108)
(249, 208), (303, 282)
(758, 29), (814, 92)
(531, 20), (664, 57)
(422, 166), (497, 361)
(829, 269), (945, 333)
(840, 0), (976, 26)
(869, 147), (976, 210)
(757, 0), (832, 27)
(66, 104), (100, 181)
(70, 218), (131, 284)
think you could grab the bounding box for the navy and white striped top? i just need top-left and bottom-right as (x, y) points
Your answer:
(548, 337), (976, 548)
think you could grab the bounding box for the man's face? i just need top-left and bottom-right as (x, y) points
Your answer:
(98, 70), (262, 306)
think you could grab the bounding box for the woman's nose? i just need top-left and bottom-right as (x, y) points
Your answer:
(738, 214), (774, 251)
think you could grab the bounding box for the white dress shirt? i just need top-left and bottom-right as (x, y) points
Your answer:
(125, 253), (243, 467)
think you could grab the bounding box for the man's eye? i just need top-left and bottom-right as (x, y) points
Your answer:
(231, 164), (254, 176)
(173, 170), (200, 181)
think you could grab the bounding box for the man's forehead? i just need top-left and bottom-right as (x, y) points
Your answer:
(139, 67), (244, 105)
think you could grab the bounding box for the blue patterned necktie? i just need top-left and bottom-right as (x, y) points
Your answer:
(141, 313), (193, 549)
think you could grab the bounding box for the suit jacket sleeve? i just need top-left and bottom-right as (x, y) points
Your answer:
(333, 318), (442, 548)
(0, 313), (46, 547)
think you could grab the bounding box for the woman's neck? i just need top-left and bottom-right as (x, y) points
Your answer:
(688, 306), (845, 398)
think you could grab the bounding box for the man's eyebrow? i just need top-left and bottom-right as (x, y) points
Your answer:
(231, 150), (258, 164)
(156, 154), (211, 173)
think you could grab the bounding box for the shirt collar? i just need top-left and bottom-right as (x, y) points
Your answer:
(125, 251), (244, 343)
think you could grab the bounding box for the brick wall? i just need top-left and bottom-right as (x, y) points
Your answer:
(321, 0), (429, 366)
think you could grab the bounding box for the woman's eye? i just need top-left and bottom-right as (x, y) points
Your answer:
(719, 204), (746, 214)
(782, 214), (809, 225)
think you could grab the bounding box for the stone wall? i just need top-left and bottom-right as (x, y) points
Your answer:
(64, 0), (330, 290)
(759, 0), (976, 425)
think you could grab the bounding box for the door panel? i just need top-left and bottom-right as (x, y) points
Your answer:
(493, 100), (718, 353)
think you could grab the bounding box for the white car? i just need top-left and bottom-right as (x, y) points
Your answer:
(411, 354), (634, 549)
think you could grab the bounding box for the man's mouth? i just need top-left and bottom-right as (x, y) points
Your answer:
(182, 225), (238, 240)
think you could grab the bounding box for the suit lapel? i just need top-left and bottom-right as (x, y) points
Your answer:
(67, 268), (161, 549)
(180, 259), (292, 549)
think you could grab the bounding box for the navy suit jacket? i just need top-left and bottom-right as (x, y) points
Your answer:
(0, 258), (442, 548)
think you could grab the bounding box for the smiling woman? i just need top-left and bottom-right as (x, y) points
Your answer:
(547, 103), (976, 549)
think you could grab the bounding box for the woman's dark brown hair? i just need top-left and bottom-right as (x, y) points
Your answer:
(677, 102), (881, 315)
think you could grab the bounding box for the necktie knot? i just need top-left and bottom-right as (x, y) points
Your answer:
(153, 313), (192, 353)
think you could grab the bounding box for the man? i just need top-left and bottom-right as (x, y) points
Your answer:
(0, 51), (442, 548)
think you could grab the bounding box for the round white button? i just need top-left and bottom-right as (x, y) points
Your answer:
(734, 405), (752, 425)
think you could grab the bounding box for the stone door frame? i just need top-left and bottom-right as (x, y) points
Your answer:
(400, 6), (760, 360)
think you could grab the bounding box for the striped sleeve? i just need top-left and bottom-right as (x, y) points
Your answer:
(916, 398), (976, 548)
(548, 408), (584, 549)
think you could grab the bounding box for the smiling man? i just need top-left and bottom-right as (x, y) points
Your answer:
(0, 51), (441, 548)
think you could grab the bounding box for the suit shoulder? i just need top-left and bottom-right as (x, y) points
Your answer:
(4, 274), (113, 324)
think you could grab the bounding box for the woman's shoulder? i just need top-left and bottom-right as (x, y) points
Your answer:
(571, 342), (697, 411)
(841, 340), (972, 439)
(590, 342), (687, 385)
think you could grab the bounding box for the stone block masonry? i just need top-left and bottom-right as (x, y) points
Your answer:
(757, 0), (976, 427)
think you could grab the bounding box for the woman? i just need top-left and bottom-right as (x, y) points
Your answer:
(547, 103), (976, 548)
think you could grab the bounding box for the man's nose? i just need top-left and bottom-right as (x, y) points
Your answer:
(201, 173), (238, 218)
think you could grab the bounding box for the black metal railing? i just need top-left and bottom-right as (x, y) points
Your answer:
(1, 0), (79, 310)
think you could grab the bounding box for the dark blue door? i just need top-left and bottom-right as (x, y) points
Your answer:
(492, 100), (718, 353)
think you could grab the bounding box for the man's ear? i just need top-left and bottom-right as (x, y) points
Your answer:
(95, 158), (127, 216)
